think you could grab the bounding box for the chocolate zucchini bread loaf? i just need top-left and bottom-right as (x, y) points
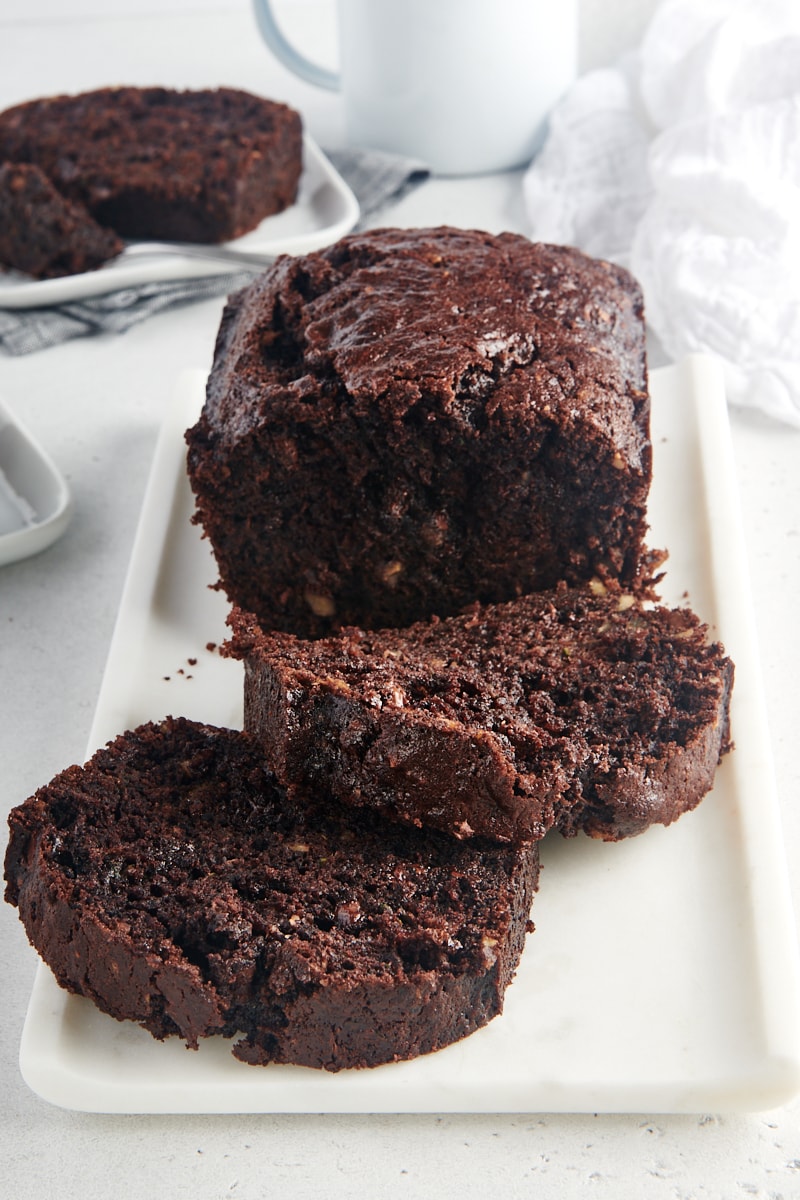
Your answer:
(4, 717), (538, 1070)
(186, 227), (653, 638)
(0, 161), (123, 278)
(228, 583), (733, 845)
(0, 87), (302, 243)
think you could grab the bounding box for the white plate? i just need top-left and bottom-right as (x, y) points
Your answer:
(0, 137), (359, 309)
(17, 356), (800, 1114)
(0, 397), (72, 566)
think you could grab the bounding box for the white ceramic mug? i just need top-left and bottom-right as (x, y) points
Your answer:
(252, 0), (577, 176)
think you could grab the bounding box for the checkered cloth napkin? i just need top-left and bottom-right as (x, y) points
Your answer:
(0, 148), (429, 356)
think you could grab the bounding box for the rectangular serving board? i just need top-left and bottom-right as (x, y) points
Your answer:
(17, 355), (800, 1114)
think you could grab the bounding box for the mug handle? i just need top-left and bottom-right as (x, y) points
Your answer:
(252, 0), (340, 92)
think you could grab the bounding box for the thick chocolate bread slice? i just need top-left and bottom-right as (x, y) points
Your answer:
(0, 87), (302, 242)
(4, 718), (538, 1071)
(228, 584), (734, 845)
(0, 161), (122, 278)
(186, 227), (653, 638)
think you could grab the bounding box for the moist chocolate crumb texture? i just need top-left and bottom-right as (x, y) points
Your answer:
(0, 161), (123, 278)
(4, 718), (539, 1070)
(227, 583), (734, 845)
(0, 86), (303, 244)
(186, 227), (654, 638)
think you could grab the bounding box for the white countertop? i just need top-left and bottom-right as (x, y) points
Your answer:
(1, 3), (799, 1197)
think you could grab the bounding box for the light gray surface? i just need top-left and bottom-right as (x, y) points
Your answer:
(2, 3), (799, 1196)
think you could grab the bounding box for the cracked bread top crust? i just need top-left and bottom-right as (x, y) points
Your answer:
(187, 227), (653, 638)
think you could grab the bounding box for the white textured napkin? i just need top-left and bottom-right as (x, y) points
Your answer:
(523, 0), (800, 427)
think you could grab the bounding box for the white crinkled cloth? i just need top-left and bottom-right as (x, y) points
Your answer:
(523, 0), (800, 426)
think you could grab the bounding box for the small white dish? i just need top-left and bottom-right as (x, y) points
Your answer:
(0, 137), (359, 309)
(0, 398), (72, 566)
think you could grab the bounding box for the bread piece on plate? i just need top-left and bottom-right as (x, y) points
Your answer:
(0, 87), (302, 242)
(4, 717), (539, 1071)
(0, 161), (122, 278)
(187, 227), (654, 638)
(228, 583), (734, 845)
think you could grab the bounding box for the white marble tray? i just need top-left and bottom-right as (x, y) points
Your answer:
(16, 356), (800, 1113)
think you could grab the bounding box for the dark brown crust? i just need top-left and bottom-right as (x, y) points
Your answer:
(227, 584), (733, 845)
(0, 162), (123, 278)
(0, 87), (302, 243)
(4, 718), (538, 1071)
(186, 227), (652, 638)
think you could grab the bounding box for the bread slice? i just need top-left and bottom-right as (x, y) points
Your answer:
(228, 583), (734, 845)
(0, 161), (122, 278)
(0, 87), (302, 242)
(4, 717), (538, 1071)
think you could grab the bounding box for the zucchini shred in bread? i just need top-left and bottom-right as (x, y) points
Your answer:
(186, 227), (654, 638)
(0, 86), (302, 250)
(227, 584), (733, 846)
(4, 718), (539, 1070)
